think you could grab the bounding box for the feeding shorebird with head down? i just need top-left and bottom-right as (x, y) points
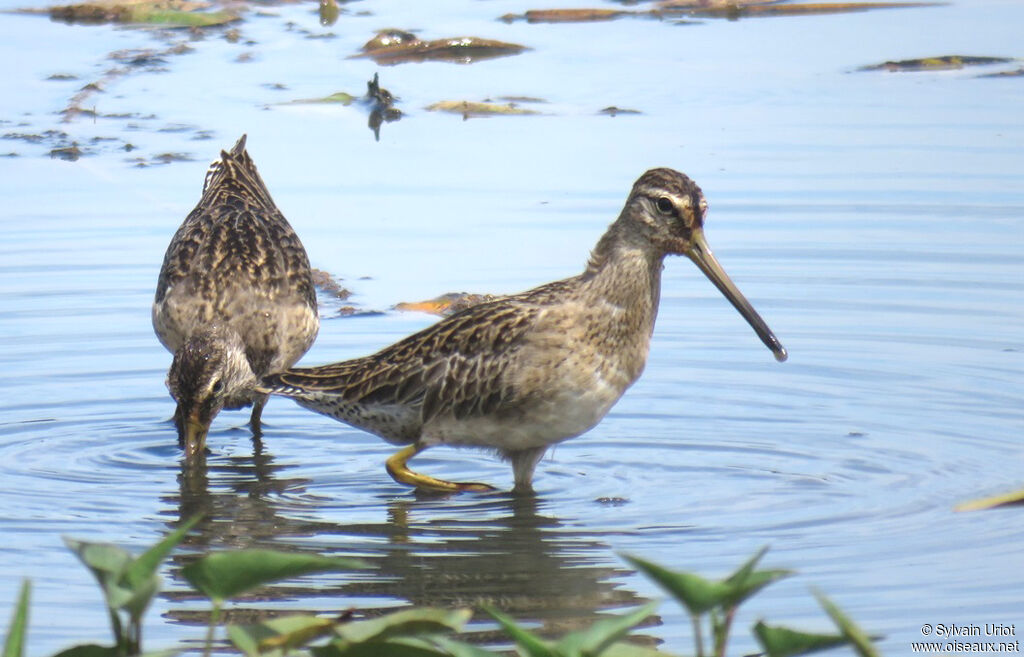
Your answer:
(153, 135), (319, 458)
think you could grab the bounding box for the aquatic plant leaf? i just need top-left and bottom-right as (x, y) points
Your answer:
(331, 608), (472, 645)
(484, 607), (557, 657)
(50, 645), (121, 657)
(228, 615), (338, 657)
(955, 486), (1024, 511)
(126, 515), (200, 589)
(813, 590), (880, 657)
(63, 538), (133, 590)
(426, 637), (504, 657)
(182, 549), (369, 603)
(599, 643), (676, 657)
(556, 603), (658, 657)
(314, 637), (464, 657)
(722, 547), (793, 607)
(2, 581), (29, 657)
(621, 554), (730, 614)
(425, 101), (539, 117)
(754, 622), (848, 657)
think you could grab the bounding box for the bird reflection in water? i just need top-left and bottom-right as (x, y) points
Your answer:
(161, 450), (660, 647)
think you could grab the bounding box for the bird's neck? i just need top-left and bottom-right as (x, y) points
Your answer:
(580, 222), (664, 338)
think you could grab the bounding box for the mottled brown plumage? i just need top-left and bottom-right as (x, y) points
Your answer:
(263, 168), (786, 493)
(154, 135), (319, 457)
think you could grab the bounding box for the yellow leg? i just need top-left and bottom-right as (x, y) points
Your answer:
(385, 444), (496, 493)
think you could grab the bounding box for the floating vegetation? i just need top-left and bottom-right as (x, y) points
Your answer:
(500, 8), (631, 23)
(659, 0), (944, 18)
(426, 99), (542, 119)
(355, 29), (529, 65)
(395, 292), (499, 316)
(599, 106), (643, 116)
(858, 55), (1015, 72)
(30, 0), (241, 26)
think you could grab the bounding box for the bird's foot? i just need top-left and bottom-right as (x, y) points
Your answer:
(385, 444), (497, 494)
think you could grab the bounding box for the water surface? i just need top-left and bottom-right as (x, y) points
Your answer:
(1, 0), (1023, 654)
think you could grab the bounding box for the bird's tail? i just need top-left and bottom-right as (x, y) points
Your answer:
(200, 134), (276, 208)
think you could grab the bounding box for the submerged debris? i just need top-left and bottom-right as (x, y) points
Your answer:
(395, 293), (499, 316)
(857, 55), (1015, 72)
(355, 29), (529, 65)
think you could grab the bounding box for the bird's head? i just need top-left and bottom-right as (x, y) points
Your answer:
(624, 168), (787, 362)
(167, 326), (257, 457)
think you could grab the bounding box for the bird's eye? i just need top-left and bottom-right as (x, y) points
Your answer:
(211, 379), (224, 394)
(656, 197), (674, 214)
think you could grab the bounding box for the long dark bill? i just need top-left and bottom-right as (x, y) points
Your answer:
(686, 229), (788, 362)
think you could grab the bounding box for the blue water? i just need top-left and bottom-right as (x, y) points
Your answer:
(1, 0), (1023, 654)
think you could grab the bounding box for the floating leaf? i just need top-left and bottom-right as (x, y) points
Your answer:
(858, 55), (1014, 72)
(754, 622), (849, 657)
(2, 581), (29, 657)
(281, 92), (357, 106)
(182, 549), (369, 603)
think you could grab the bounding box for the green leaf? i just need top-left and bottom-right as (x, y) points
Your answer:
(182, 549), (369, 603)
(63, 538), (133, 585)
(332, 608), (472, 645)
(718, 547), (792, 608)
(599, 642), (677, 657)
(484, 606), (557, 657)
(754, 621), (848, 657)
(313, 637), (456, 657)
(2, 581), (29, 657)
(426, 637), (504, 657)
(125, 515), (201, 589)
(229, 614), (339, 655)
(813, 591), (880, 657)
(50, 645), (121, 657)
(621, 555), (730, 615)
(556, 603), (658, 657)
